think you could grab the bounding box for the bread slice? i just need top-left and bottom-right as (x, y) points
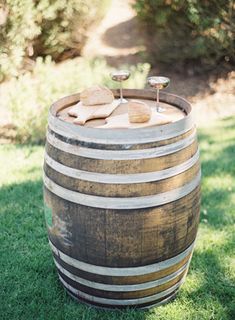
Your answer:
(128, 100), (151, 123)
(80, 85), (114, 106)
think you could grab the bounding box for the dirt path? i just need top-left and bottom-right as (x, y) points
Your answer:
(82, 0), (143, 65)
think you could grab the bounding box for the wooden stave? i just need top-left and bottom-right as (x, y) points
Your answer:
(43, 159), (200, 197)
(46, 128), (197, 160)
(53, 252), (191, 298)
(49, 238), (194, 277)
(49, 238), (193, 305)
(64, 283), (179, 310)
(52, 251), (192, 285)
(44, 89), (200, 308)
(58, 273), (184, 308)
(66, 288), (178, 310)
(54, 257), (190, 293)
(44, 186), (200, 267)
(47, 126), (196, 151)
(43, 171), (201, 210)
(45, 139), (198, 174)
(44, 148), (200, 184)
(57, 268), (187, 300)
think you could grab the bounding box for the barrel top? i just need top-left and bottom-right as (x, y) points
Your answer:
(48, 89), (194, 143)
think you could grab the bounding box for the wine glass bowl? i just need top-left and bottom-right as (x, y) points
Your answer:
(110, 70), (130, 103)
(111, 70), (130, 82)
(147, 76), (170, 112)
(147, 76), (170, 89)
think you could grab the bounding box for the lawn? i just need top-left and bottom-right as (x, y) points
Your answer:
(0, 117), (235, 320)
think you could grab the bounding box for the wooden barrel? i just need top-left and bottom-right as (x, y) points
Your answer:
(43, 89), (201, 309)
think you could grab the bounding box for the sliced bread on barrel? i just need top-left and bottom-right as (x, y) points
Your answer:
(128, 100), (151, 123)
(80, 85), (114, 106)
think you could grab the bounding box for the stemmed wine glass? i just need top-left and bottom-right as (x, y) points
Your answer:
(147, 76), (170, 112)
(110, 70), (130, 104)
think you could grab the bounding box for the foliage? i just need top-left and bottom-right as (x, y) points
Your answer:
(133, 0), (234, 66)
(2, 57), (150, 143)
(1, 117), (235, 319)
(0, 0), (110, 81)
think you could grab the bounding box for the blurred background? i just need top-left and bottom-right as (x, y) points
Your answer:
(0, 0), (234, 143)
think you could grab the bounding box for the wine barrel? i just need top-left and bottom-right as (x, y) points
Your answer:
(43, 89), (201, 309)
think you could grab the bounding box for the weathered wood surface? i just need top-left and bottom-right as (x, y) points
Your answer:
(47, 125), (195, 150)
(68, 100), (120, 125)
(43, 89), (201, 309)
(45, 186), (200, 266)
(48, 89), (193, 146)
(44, 160), (200, 197)
(58, 95), (185, 129)
(97, 110), (177, 129)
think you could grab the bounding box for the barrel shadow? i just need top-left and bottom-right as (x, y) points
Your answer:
(198, 118), (235, 229)
(0, 179), (149, 319)
(186, 236), (235, 320)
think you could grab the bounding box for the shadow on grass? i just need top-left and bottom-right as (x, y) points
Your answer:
(0, 179), (151, 320)
(181, 117), (235, 319)
(188, 235), (235, 320)
(198, 117), (235, 229)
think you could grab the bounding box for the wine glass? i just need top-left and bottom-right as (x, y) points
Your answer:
(147, 76), (170, 112)
(110, 70), (130, 104)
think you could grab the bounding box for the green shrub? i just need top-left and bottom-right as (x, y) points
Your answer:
(0, 0), (110, 81)
(133, 0), (234, 66)
(3, 57), (150, 143)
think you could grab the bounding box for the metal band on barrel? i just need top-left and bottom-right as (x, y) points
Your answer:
(43, 170), (201, 209)
(49, 239), (194, 276)
(44, 149), (199, 184)
(67, 288), (177, 309)
(55, 258), (189, 292)
(46, 129), (197, 160)
(58, 274), (186, 306)
(48, 111), (194, 145)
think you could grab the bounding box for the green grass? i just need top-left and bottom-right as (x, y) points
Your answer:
(1, 117), (235, 320)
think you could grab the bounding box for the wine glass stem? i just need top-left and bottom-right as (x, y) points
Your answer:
(156, 88), (160, 112)
(120, 81), (123, 103)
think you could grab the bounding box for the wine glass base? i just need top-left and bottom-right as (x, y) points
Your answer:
(117, 98), (128, 104)
(156, 107), (166, 113)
